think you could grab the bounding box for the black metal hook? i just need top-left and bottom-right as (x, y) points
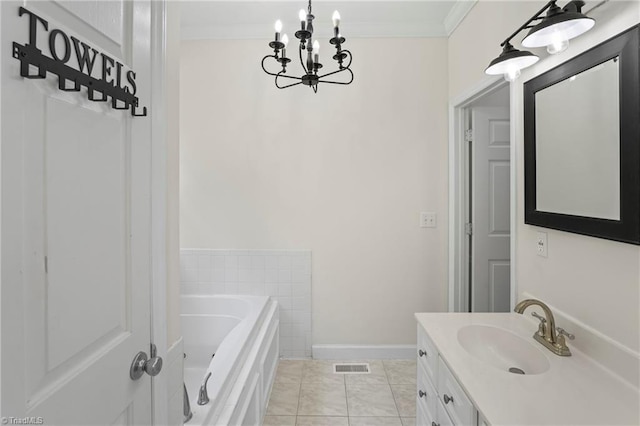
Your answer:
(132, 105), (147, 117)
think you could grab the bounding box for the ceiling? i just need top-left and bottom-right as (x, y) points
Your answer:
(180, 0), (479, 40)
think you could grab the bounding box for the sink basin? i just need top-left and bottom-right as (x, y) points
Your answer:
(457, 325), (550, 375)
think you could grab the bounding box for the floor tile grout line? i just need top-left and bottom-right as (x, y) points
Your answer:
(344, 372), (350, 422)
(295, 376), (302, 417)
(389, 382), (404, 420)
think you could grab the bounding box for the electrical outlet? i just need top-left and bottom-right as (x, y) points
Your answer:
(536, 232), (548, 257)
(420, 212), (437, 228)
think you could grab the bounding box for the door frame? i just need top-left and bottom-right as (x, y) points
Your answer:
(447, 76), (517, 312)
(150, 1), (170, 425)
(0, 3), (3, 418)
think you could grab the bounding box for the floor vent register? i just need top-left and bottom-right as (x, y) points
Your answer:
(333, 363), (370, 374)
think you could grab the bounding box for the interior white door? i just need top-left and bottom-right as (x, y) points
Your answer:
(471, 107), (510, 313)
(1, 1), (154, 424)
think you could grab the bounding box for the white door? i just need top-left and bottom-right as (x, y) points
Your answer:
(471, 107), (510, 312)
(1, 1), (154, 424)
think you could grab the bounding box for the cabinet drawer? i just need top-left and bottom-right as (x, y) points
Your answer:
(416, 395), (434, 426)
(437, 357), (476, 426)
(435, 398), (454, 426)
(417, 361), (438, 418)
(417, 325), (439, 382)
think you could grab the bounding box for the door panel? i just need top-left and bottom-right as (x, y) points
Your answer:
(489, 161), (510, 234)
(54, 0), (125, 45)
(472, 107), (510, 313)
(488, 261), (510, 312)
(31, 0), (128, 59)
(1, 0), (153, 424)
(45, 97), (127, 371)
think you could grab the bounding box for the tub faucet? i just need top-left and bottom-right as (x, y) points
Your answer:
(183, 354), (193, 423)
(198, 372), (212, 405)
(183, 383), (193, 423)
(514, 298), (572, 356)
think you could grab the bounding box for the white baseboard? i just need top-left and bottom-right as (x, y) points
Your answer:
(312, 344), (417, 360)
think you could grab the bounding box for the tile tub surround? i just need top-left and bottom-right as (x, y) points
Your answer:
(180, 249), (312, 358)
(264, 359), (417, 425)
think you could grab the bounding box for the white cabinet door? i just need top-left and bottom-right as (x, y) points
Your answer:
(417, 325), (439, 383)
(437, 357), (476, 426)
(436, 399), (454, 426)
(1, 1), (154, 423)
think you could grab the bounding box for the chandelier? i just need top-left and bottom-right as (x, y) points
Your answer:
(261, 0), (354, 92)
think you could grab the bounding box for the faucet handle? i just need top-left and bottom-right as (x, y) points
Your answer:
(531, 311), (546, 323)
(556, 327), (575, 340)
(531, 311), (547, 337)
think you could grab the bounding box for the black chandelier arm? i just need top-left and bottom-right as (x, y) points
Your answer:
(318, 68), (354, 85)
(262, 55), (302, 81)
(298, 45), (310, 75)
(317, 50), (353, 79)
(261, 54), (281, 77)
(275, 73), (303, 81)
(275, 72), (303, 89)
(338, 49), (353, 70)
(500, 0), (555, 46)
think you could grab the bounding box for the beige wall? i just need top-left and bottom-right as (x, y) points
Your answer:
(180, 38), (449, 345)
(448, 1), (538, 100)
(450, 0), (640, 361)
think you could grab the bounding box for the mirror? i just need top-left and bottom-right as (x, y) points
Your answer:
(535, 57), (620, 220)
(524, 25), (639, 244)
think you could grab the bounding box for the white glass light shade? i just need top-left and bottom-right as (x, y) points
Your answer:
(485, 54), (539, 75)
(522, 17), (594, 48)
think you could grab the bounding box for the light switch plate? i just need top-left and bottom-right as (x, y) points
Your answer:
(420, 212), (437, 228)
(536, 232), (548, 257)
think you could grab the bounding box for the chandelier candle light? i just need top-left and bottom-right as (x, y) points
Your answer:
(261, 0), (354, 92)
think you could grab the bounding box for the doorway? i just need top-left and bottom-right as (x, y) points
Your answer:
(448, 79), (514, 313)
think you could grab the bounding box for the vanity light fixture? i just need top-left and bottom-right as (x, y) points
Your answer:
(261, 0), (354, 92)
(485, 43), (540, 82)
(522, 1), (595, 53)
(485, 0), (595, 82)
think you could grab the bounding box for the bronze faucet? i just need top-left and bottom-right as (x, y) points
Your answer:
(514, 299), (573, 356)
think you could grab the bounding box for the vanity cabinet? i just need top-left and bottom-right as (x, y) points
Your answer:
(415, 312), (640, 425)
(417, 325), (478, 426)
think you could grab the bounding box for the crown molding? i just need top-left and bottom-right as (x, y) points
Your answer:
(181, 1), (477, 41)
(182, 21), (449, 41)
(444, 0), (477, 36)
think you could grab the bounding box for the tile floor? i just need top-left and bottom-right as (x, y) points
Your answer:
(264, 359), (416, 426)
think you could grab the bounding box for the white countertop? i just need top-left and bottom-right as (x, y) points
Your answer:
(415, 312), (640, 426)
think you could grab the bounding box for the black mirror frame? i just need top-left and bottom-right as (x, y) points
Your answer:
(524, 25), (640, 245)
